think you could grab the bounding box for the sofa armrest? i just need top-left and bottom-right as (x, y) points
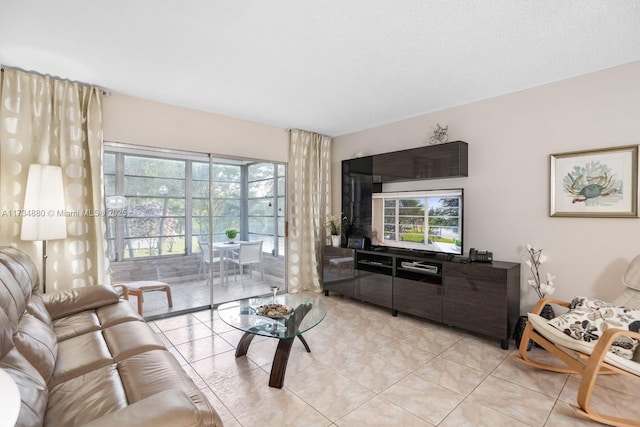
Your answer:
(43, 285), (120, 320)
(79, 389), (202, 427)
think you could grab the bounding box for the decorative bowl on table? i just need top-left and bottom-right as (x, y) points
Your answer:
(256, 303), (294, 318)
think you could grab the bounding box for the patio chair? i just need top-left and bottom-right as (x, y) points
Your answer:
(229, 241), (264, 285)
(198, 241), (222, 280)
(516, 255), (640, 426)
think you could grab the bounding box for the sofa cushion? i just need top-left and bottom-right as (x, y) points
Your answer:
(50, 331), (113, 388)
(0, 307), (14, 359)
(26, 292), (53, 326)
(103, 321), (166, 362)
(44, 285), (120, 320)
(52, 311), (101, 342)
(118, 349), (218, 425)
(46, 364), (128, 427)
(13, 313), (58, 383)
(80, 389), (202, 427)
(96, 300), (142, 327)
(0, 347), (48, 427)
(0, 263), (29, 331)
(0, 246), (39, 292)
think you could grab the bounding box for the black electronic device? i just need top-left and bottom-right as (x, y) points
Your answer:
(367, 188), (464, 257)
(347, 237), (365, 249)
(469, 248), (493, 263)
(400, 261), (439, 274)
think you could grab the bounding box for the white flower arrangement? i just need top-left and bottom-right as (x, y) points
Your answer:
(525, 244), (556, 299)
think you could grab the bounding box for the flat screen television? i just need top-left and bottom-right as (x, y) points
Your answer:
(370, 188), (463, 256)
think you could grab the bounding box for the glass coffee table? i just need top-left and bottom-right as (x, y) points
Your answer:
(217, 294), (327, 388)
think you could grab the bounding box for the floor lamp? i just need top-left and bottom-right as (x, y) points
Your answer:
(20, 164), (67, 293)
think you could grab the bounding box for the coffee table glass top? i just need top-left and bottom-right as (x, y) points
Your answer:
(217, 294), (327, 340)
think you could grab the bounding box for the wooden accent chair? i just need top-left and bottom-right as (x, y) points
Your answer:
(517, 255), (640, 426)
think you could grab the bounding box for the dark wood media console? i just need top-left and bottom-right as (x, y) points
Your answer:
(322, 246), (520, 349)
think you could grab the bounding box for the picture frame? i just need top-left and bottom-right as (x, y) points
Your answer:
(550, 145), (638, 217)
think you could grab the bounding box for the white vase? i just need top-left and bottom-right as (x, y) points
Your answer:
(331, 235), (341, 247)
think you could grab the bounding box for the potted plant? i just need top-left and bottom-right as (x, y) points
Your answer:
(225, 229), (238, 243)
(325, 214), (345, 247)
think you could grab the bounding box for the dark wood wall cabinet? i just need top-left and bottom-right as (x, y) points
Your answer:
(372, 141), (468, 183)
(322, 247), (520, 349)
(341, 141), (468, 246)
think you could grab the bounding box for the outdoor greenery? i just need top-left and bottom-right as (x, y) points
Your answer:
(383, 196), (461, 246)
(105, 151), (286, 260)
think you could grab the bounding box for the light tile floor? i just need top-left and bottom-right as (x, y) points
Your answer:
(148, 293), (640, 426)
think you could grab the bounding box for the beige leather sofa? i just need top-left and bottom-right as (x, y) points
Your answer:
(0, 246), (222, 427)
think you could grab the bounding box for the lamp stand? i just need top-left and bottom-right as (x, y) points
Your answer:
(42, 240), (48, 294)
(21, 164), (67, 294)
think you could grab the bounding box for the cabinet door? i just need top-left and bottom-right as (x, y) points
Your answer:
(322, 246), (355, 297)
(342, 158), (373, 239)
(355, 270), (393, 308)
(393, 277), (442, 322)
(442, 264), (507, 339)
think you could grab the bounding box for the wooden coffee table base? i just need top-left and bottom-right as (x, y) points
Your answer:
(235, 331), (311, 388)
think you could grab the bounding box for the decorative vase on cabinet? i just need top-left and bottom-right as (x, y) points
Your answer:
(331, 235), (341, 247)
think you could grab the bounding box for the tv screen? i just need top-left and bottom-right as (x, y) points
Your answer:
(371, 188), (463, 255)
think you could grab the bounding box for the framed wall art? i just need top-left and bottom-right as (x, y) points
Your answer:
(550, 145), (638, 217)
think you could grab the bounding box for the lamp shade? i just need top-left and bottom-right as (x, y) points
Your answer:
(20, 164), (67, 241)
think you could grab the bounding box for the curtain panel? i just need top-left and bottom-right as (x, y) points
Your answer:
(0, 68), (107, 291)
(287, 129), (332, 293)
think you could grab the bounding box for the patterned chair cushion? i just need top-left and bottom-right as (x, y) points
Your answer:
(547, 296), (640, 359)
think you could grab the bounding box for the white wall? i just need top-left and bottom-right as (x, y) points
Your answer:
(333, 61), (640, 312)
(103, 93), (289, 162)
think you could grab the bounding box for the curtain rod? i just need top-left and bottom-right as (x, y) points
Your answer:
(1, 64), (111, 96)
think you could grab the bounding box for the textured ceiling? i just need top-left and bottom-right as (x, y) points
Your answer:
(1, 0), (639, 136)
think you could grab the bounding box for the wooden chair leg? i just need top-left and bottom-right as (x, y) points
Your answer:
(516, 322), (582, 374)
(165, 286), (173, 307)
(137, 292), (143, 315)
(571, 329), (640, 427)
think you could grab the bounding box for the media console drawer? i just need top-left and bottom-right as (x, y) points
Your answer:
(393, 276), (442, 322)
(355, 269), (393, 309)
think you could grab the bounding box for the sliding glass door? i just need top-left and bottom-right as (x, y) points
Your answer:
(104, 143), (286, 319)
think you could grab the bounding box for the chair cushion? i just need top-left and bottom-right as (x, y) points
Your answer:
(546, 297), (640, 359)
(528, 313), (640, 376)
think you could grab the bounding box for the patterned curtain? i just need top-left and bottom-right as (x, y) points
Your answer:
(0, 68), (107, 291)
(287, 129), (332, 293)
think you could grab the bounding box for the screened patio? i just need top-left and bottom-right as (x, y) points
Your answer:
(105, 143), (287, 319)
